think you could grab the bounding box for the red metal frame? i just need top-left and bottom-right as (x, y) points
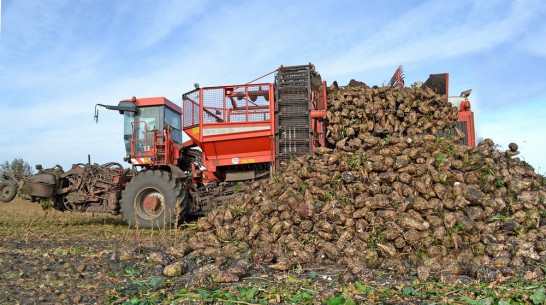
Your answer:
(435, 73), (475, 147)
(131, 120), (149, 158)
(183, 83), (276, 173)
(130, 121), (176, 166)
(456, 100), (476, 147)
(394, 66), (405, 87)
(121, 97), (182, 114)
(311, 80), (328, 149)
(445, 73), (450, 97)
(124, 66), (327, 184)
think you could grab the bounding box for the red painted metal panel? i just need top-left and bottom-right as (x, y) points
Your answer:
(202, 136), (272, 158)
(120, 97), (182, 114)
(182, 83), (275, 170)
(457, 111), (476, 147)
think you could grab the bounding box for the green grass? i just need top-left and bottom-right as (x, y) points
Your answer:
(110, 276), (546, 305)
(435, 152), (445, 165)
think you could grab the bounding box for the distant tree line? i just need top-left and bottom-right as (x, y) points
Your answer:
(0, 158), (34, 178)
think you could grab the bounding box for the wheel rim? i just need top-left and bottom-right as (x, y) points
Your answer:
(134, 187), (165, 221)
(1, 185), (10, 200)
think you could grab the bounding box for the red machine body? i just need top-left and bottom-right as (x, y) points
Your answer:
(182, 83), (276, 173)
(86, 64), (475, 228)
(422, 73), (476, 147)
(117, 64), (326, 184)
(449, 96), (475, 147)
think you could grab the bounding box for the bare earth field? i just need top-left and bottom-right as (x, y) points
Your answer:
(1, 198), (545, 305)
(0, 198), (139, 304)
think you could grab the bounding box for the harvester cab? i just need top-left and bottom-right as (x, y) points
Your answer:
(96, 96), (183, 167)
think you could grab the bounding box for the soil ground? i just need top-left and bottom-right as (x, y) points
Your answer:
(1, 199), (347, 304)
(0, 198), (137, 304)
(1, 199), (545, 305)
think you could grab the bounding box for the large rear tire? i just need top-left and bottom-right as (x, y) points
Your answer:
(120, 170), (188, 229)
(0, 180), (17, 203)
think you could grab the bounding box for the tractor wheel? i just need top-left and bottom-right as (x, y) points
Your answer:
(0, 180), (17, 203)
(120, 170), (188, 229)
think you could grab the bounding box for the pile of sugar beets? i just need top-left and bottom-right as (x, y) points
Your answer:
(187, 82), (546, 282)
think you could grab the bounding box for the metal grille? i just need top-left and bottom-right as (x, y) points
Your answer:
(183, 90), (200, 128)
(207, 85), (271, 124)
(275, 66), (312, 164)
(183, 84), (272, 128)
(247, 85), (270, 122)
(423, 73), (448, 95)
(438, 121), (469, 145)
(202, 88), (225, 124)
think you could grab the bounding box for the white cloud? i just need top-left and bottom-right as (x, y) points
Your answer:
(125, 0), (209, 49)
(321, 0), (542, 78)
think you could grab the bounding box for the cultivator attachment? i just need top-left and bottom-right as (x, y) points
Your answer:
(1, 163), (131, 213)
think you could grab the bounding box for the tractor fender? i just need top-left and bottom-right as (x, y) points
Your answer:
(21, 173), (57, 198)
(28, 173), (57, 185)
(166, 164), (187, 179)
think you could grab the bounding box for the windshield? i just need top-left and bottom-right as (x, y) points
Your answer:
(124, 106), (160, 156)
(165, 106), (182, 144)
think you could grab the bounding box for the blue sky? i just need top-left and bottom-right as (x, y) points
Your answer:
(0, 0), (545, 173)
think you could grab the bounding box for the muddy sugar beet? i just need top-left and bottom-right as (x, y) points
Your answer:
(190, 84), (546, 282)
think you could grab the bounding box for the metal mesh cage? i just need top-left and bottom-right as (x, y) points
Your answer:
(202, 85), (271, 124)
(202, 88), (225, 124)
(183, 84), (272, 129)
(183, 90), (200, 128)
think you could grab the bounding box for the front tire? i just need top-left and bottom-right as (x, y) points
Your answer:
(0, 180), (17, 203)
(120, 170), (187, 229)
